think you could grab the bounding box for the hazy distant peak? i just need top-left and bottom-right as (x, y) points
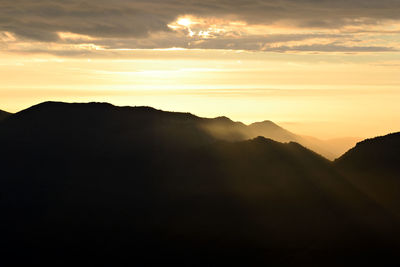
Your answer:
(212, 116), (233, 123)
(248, 120), (298, 140)
(249, 120), (294, 134)
(250, 120), (278, 126)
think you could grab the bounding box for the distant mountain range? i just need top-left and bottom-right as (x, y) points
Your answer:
(0, 103), (357, 159)
(193, 111), (359, 160)
(1, 101), (399, 265)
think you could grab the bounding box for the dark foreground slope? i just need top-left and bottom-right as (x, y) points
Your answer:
(1, 102), (399, 266)
(0, 109), (11, 121)
(335, 133), (400, 217)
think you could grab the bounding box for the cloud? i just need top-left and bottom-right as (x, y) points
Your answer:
(0, 0), (400, 53)
(265, 44), (398, 53)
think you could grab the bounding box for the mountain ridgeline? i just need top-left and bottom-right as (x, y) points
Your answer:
(198, 114), (356, 159)
(335, 133), (400, 218)
(0, 104), (353, 159)
(0, 109), (11, 121)
(1, 102), (399, 266)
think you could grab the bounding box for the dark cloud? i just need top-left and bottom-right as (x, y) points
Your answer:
(0, 0), (175, 40)
(0, 0), (399, 51)
(2, 0), (400, 40)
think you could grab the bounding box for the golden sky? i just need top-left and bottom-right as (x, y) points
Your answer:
(1, 1), (400, 139)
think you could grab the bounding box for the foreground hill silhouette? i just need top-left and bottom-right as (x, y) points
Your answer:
(1, 102), (399, 266)
(335, 133), (400, 218)
(0, 109), (11, 121)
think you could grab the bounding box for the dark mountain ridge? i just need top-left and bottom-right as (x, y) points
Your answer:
(335, 132), (400, 218)
(336, 132), (400, 173)
(1, 101), (356, 159)
(1, 101), (399, 266)
(0, 109), (11, 121)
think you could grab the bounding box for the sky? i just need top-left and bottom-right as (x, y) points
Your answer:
(1, 0), (400, 139)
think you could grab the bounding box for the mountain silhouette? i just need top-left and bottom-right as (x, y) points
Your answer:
(335, 132), (400, 217)
(336, 132), (400, 173)
(1, 102), (399, 266)
(0, 109), (11, 121)
(198, 112), (354, 159)
(0, 103), (354, 159)
(199, 117), (297, 142)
